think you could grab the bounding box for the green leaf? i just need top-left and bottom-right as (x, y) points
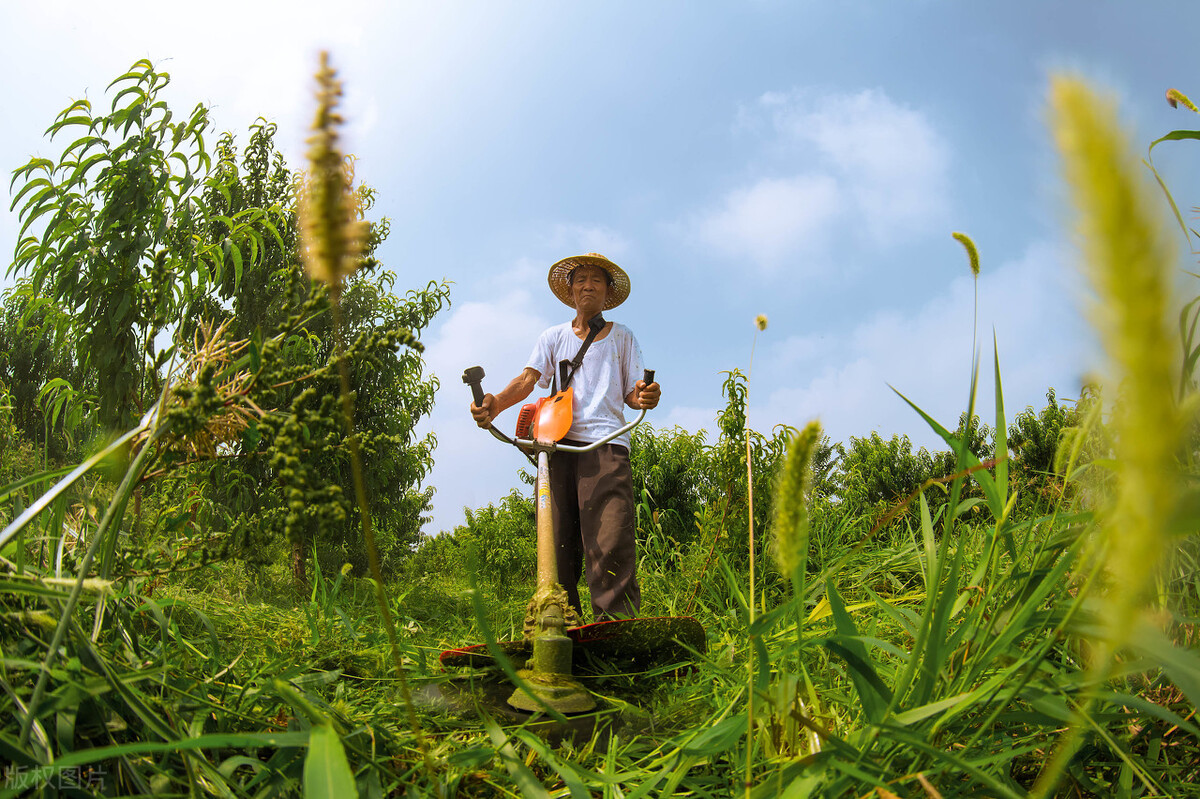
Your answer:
(62, 134), (105, 158)
(893, 386), (1004, 518)
(9, 157), (55, 191)
(0, 466), (76, 504)
(0, 578), (74, 601)
(0, 730), (309, 794)
(446, 745), (494, 769)
(1148, 129), (1200, 151)
(15, 185), (59, 224)
(110, 84), (148, 112)
(261, 213), (287, 252)
(953, 497), (986, 518)
(919, 492), (937, 589)
(484, 717), (551, 798)
(68, 151), (112, 184)
(992, 335), (1008, 505)
(9, 176), (53, 213)
(1146, 156), (1193, 246)
(514, 730), (593, 799)
(16, 199), (59, 242)
(44, 116), (93, 139)
(823, 580), (890, 724)
(304, 723), (357, 799)
(678, 712), (745, 756)
(892, 690), (976, 726)
(1130, 622), (1200, 710)
(230, 241), (244, 289)
(106, 61), (153, 90)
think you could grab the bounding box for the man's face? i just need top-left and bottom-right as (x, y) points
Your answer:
(570, 265), (609, 313)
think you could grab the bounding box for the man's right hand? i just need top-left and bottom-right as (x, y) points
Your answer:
(470, 394), (496, 428)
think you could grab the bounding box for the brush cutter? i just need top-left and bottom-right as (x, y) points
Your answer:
(447, 363), (705, 714)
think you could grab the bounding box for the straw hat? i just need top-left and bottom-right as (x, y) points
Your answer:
(547, 253), (631, 310)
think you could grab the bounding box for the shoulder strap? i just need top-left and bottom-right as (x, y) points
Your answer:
(559, 313), (605, 391)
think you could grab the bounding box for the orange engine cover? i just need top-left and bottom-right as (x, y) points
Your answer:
(535, 387), (573, 443)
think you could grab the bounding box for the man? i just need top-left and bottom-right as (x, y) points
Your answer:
(470, 253), (660, 620)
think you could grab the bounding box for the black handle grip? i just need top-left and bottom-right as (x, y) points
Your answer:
(462, 366), (486, 407)
(643, 369), (654, 386)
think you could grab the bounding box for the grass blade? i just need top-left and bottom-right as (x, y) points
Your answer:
(304, 722), (357, 799)
(822, 580), (890, 724)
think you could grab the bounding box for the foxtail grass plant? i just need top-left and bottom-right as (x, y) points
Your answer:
(298, 51), (433, 782)
(772, 420), (821, 609)
(1032, 74), (1190, 796)
(1146, 86), (1200, 268)
(744, 313), (767, 797)
(769, 419), (823, 756)
(953, 231), (981, 371)
(1050, 75), (1182, 649)
(746, 317), (768, 621)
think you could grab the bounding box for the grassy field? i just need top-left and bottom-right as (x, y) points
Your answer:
(2, 70), (1200, 797)
(2, 468), (1196, 797)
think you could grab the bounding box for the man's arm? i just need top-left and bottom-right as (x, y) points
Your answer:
(470, 367), (541, 428)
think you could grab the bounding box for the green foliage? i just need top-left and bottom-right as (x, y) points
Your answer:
(169, 275), (449, 582)
(1008, 387), (1080, 509)
(0, 385), (43, 518)
(0, 283), (86, 461)
(190, 122), (446, 581)
(8, 61), (284, 429)
(629, 423), (708, 549)
(835, 431), (936, 511)
(6, 61), (449, 585)
(2, 324), (1196, 798)
(705, 370), (794, 566)
(414, 488), (536, 594)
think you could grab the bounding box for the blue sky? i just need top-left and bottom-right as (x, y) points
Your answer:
(4, 2), (1200, 535)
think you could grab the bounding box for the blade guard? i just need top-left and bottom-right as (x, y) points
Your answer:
(535, 387), (573, 443)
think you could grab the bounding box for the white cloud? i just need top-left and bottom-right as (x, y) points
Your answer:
(418, 285), (552, 534)
(770, 333), (825, 371)
(423, 290), (547, 384)
(771, 88), (950, 242)
(693, 174), (843, 271)
(689, 87), (950, 271)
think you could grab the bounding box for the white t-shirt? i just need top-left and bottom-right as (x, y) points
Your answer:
(525, 321), (645, 449)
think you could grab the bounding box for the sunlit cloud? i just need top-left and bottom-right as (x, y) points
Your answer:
(690, 87), (950, 272)
(693, 174), (843, 271)
(419, 282), (552, 534)
(767, 88), (951, 243)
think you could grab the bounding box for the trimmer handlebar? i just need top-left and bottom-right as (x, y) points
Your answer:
(462, 365), (486, 407)
(462, 365), (657, 452)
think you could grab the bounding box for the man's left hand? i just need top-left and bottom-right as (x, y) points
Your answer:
(636, 380), (660, 410)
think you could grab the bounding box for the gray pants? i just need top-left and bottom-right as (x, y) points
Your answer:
(549, 442), (641, 620)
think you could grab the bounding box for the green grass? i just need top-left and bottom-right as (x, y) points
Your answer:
(2, 453), (1197, 797)
(3, 69), (1200, 797)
